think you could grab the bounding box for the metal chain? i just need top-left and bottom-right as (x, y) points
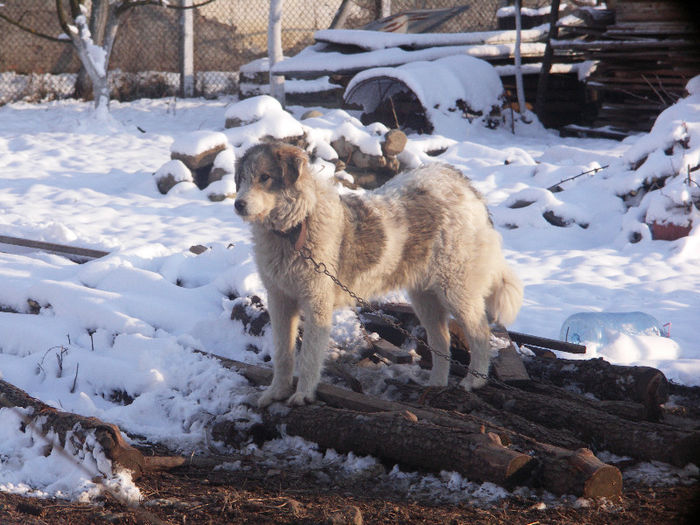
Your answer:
(296, 246), (512, 388)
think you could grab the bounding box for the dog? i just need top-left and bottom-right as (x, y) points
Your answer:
(234, 141), (523, 407)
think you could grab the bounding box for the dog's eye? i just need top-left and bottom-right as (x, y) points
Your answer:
(260, 173), (271, 183)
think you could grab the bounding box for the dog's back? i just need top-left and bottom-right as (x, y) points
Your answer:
(335, 164), (520, 325)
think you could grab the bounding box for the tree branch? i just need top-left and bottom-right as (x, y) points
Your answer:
(55, 0), (72, 36)
(0, 12), (68, 43)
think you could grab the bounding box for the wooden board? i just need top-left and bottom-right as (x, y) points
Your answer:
(0, 234), (109, 262)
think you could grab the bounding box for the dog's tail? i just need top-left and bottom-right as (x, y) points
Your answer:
(486, 264), (523, 326)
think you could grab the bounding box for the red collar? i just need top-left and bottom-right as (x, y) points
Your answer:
(273, 218), (308, 251)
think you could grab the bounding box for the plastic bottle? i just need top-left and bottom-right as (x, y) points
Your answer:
(560, 311), (668, 346)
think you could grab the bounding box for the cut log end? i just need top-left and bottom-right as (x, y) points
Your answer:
(506, 453), (535, 482)
(584, 464), (623, 499)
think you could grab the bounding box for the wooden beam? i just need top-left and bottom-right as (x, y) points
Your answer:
(508, 330), (586, 354)
(0, 235), (110, 261)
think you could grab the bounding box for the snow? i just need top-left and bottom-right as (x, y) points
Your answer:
(224, 93), (284, 124)
(272, 41), (548, 76)
(170, 130), (228, 156)
(155, 159), (192, 182)
(314, 26), (549, 50)
(497, 4), (562, 18)
(223, 95), (304, 150)
(70, 15), (107, 79)
(1, 77), (700, 502)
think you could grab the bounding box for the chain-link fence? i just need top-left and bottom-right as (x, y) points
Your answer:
(0, 0), (510, 105)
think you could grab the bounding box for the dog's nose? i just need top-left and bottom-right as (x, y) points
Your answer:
(234, 199), (247, 215)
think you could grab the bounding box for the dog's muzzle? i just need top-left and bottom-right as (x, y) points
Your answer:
(234, 199), (247, 216)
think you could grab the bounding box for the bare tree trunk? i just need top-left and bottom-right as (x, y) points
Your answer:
(261, 404), (535, 486)
(0, 378), (146, 477)
(76, 0), (110, 98)
(56, 0), (110, 112)
(268, 0), (285, 105)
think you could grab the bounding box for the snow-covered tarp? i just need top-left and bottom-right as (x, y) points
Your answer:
(1, 76), (700, 501)
(345, 55), (504, 135)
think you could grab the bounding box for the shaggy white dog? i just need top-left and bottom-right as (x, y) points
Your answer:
(234, 142), (522, 407)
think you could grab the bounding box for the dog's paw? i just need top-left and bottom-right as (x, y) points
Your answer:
(460, 374), (488, 391)
(286, 390), (315, 406)
(257, 385), (294, 408)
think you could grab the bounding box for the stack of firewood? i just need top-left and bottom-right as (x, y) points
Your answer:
(557, 0), (700, 134)
(215, 297), (700, 499)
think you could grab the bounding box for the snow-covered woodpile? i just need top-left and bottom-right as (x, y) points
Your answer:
(615, 77), (700, 241)
(210, 296), (700, 499)
(154, 95), (427, 194)
(154, 130), (236, 200)
(556, 0), (700, 135)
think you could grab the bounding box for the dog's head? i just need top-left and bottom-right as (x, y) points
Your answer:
(234, 142), (312, 231)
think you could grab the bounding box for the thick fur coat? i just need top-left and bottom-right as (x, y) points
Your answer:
(234, 142), (523, 407)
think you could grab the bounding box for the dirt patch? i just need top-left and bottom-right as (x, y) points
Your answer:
(1, 448), (698, 524)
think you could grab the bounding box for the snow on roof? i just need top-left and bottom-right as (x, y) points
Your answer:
(313, 25), (549, 51)
(272, 41), (548, 77)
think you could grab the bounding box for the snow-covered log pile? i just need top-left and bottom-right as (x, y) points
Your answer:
(153, 95), (442, 194)
(214, 296), (700, 499)
(555, 0), (700, 135)
(155, 130), (236, 201)
(614, 78), (700, 242)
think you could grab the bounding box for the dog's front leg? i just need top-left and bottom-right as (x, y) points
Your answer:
(286, 295), (333, 406)
(258, 286), (300, 408)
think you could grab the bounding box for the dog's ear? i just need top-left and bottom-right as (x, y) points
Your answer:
(275, 144), (307, 187)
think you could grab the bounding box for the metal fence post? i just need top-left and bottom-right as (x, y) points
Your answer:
(179, 0), (194, 98)
(377, 0), (391, 18)
(268, 0), (286, 106)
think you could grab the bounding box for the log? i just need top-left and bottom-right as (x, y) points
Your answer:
(260, 405), (534, 486)
(507, 331), (586, 354)
(371, 337), (413, 364)
(205, 353), (622, 497)
(0, 379), (183, 478)
(0, 379), (145, 477)
(412, 388), (621, 497)
(535, 445), (622, 499)
(490, 325), (530, 383)
(475, 383), (700, 467)
(523, 356), (669, 419)
(415, 386), (587, 452)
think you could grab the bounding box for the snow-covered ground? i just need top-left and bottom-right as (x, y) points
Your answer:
(1, 85), (699, 502)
